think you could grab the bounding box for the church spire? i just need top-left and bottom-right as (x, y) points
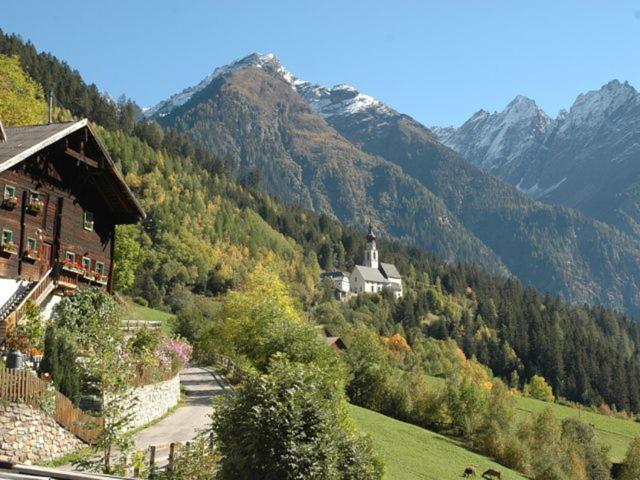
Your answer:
(364, 223), (378, 269)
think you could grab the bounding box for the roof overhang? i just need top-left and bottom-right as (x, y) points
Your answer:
(0, 120), (145, 223)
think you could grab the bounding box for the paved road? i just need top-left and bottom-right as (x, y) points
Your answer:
(134, 366), (226, 454)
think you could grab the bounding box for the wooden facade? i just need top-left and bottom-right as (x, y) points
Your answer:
(0, 120), (144, 293)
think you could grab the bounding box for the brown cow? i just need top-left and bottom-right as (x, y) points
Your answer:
(482, 469), (501, 479)
(463, 466), (477, 477)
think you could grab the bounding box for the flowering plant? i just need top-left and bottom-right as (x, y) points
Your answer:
(61, 259), (84, 274)
(27, 198), (43, 213)
(1, 241), (17, 254)
(3, 195), (18, 208)
(94, 271), (108, 285)
(155, 337), (193, 372)
(24, 248), (39, 260)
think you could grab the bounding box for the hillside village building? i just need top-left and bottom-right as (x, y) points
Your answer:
(0, 119), (144, 345)
(323, 224), (403, 299)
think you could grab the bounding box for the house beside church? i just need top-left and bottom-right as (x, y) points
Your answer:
(349, 224), (403, 298)
(320, 271), (350, 300)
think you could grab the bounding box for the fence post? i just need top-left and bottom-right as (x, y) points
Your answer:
(148, 445), (156, 479)
(168, 442), (176, 477)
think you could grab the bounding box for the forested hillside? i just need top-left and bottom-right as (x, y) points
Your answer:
(3, 31), (640, 415)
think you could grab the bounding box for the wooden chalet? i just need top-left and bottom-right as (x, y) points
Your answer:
(0, 119), (144, 344)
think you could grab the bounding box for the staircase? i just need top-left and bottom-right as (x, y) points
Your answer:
(0, 269), (56, 348)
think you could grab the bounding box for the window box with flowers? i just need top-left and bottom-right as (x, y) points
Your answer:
(26, 191), (43, 215)
(93, 262), (108, 285)
(2, 196), (18, 210)
(3, 185), (18, 210)
(1, 229), (16, 255)
(0, 241), (17, 255)
(23, 248), (39, 261)
(60, 260), (85, 275)
(23, 238), (39, 261)
(81, 257), (94, 281)
(82, 270), (96, 282)
(94, 272), (108, 286)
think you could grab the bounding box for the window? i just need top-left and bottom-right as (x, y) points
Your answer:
(82, 256), (91, 270)
(4, 185), (15, 199)
(95, 261), (105, 275)
(30, 191), (40, 202)
(83, 211), (94, 231)
(27, 237), (38, 250)
(65, 251), (76, 262)
(2, 229), (12, 244)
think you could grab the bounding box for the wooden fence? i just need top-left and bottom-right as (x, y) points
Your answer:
(0, 368), (103, 444)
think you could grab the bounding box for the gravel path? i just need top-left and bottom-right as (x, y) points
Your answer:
(133, 366), (226, 463)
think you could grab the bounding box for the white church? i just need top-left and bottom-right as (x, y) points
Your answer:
(322, 224), (403, 299)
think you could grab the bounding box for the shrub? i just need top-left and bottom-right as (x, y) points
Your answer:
(156, 337), (193, 372)
(525, 374), (555, 402)
(133, 296), (149, 307)
(620, 436), (640, 480)
(212, 354), (383, 480)
(561, 418), (610, 480)
(39, 326), (81, 405)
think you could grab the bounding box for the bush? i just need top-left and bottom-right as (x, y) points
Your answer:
(39, 326), (81, 405)
(620, 436), (640, 480)
(525, 374), (555, 402)
(212, 354), (383, 480)
(133, 296), (149, 307)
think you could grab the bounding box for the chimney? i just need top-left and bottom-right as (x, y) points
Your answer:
(0, 120), (6, 143)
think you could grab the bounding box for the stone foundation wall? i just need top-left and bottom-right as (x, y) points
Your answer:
(125, 373), (180, 431)
(0, 402), (85, 463)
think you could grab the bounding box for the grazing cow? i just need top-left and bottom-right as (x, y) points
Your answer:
(482, 469), (501, 479)
(463, 466), (477, 477)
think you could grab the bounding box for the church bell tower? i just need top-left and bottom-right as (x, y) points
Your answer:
(363, 223), (379, 269)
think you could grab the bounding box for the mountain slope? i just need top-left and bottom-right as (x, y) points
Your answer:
(155, 57), (509, 275)
(435, 81), (640, 237)
(299, 80), (640, 314)
(150, 54), (640, 314)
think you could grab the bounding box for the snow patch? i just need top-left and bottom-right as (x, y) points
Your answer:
(516, 176), (567, 198)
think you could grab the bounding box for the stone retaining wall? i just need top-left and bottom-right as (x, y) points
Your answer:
(125, 373), (181, 431)
(0, 402), (84, 463)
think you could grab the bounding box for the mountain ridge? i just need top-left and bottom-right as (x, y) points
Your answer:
(432, 80), (640, 237)
(149, 53), (640, 315)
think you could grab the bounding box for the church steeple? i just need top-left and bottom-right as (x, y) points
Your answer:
(363, 223), (378, 269)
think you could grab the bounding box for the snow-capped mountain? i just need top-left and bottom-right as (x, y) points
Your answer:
(433, 80), (640, 236)
(433, 95), (551, 177)
(145, 53), (298, 118)
(146, 52), (395, 122)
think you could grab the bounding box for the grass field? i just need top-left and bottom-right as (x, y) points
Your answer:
(123, 299), (176, 333)
(350, 405), (526, 480)
(425, 375), (640, 462)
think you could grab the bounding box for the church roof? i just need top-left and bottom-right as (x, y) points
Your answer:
(353, 265), (387, 283)
(380, 262), (401, 279)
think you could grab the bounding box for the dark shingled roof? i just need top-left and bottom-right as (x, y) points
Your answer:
(0, 120), (144, 222)
(379, 262), (401, 279)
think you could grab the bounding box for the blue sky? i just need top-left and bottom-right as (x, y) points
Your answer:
(2, 0), (640, 126)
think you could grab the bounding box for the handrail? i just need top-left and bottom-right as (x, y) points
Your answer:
(14, 267), (53, 313)
(1, 268), (54, 343)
